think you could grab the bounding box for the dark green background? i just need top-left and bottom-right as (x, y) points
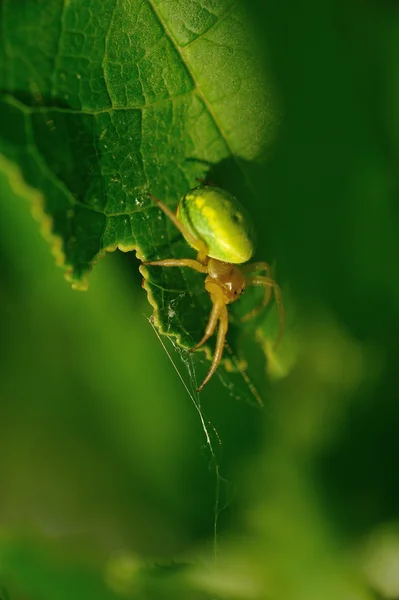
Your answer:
(1, 0), (399, 599)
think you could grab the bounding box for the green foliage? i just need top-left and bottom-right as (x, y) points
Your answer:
(0, 0), (278, 366)
(1, 0), (399, 599)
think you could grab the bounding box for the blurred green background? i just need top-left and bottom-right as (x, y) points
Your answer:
(1, 0), (399, 599)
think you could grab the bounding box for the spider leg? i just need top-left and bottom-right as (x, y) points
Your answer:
(241, 261), (271, 275)
(190, 283), (224, 352)
(242, 275), (285, 348)
(144, 258), (208, 273)
(241, 261), (272, 307)
(149, 194), (208, 263)
(189, 281), (228, 392)
(197, 304), (229, 393)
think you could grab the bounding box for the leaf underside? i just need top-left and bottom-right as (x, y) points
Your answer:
(0, 0), (281, 363)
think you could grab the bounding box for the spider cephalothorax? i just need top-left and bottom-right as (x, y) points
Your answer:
(206, 259), (246, 302)
(144, 185), (284, 392)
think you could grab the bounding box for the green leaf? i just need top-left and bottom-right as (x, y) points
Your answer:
(0, 0), (289, 385)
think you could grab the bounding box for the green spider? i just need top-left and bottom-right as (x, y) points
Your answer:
(144, 185), (284, 392)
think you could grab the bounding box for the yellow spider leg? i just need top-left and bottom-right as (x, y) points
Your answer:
(190, 285), (224, 352)
(149, 194), (208, 263)
(197, 304), (229, 393)
(243, 275), (285, 348)
(144, 258), (208, 273)
(241, 261), (272, 307)
(189, 281), (228, 392)
(241, 261), (271, 275)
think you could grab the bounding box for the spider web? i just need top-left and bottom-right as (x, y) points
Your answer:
(147, 296), (265, 557)
(148, 316), (225, 558)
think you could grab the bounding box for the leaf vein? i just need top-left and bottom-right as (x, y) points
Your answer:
(180, 0), (240, 50)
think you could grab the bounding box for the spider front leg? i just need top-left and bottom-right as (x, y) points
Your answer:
(149, 194), (208, 263)
(190, 283), (225, 352)
(191, 281), (228, 393)
(243, 275), (285, 348)
(143, 258), (208, 273)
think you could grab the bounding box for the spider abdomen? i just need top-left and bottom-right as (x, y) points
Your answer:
(177, 185), (256, 264)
